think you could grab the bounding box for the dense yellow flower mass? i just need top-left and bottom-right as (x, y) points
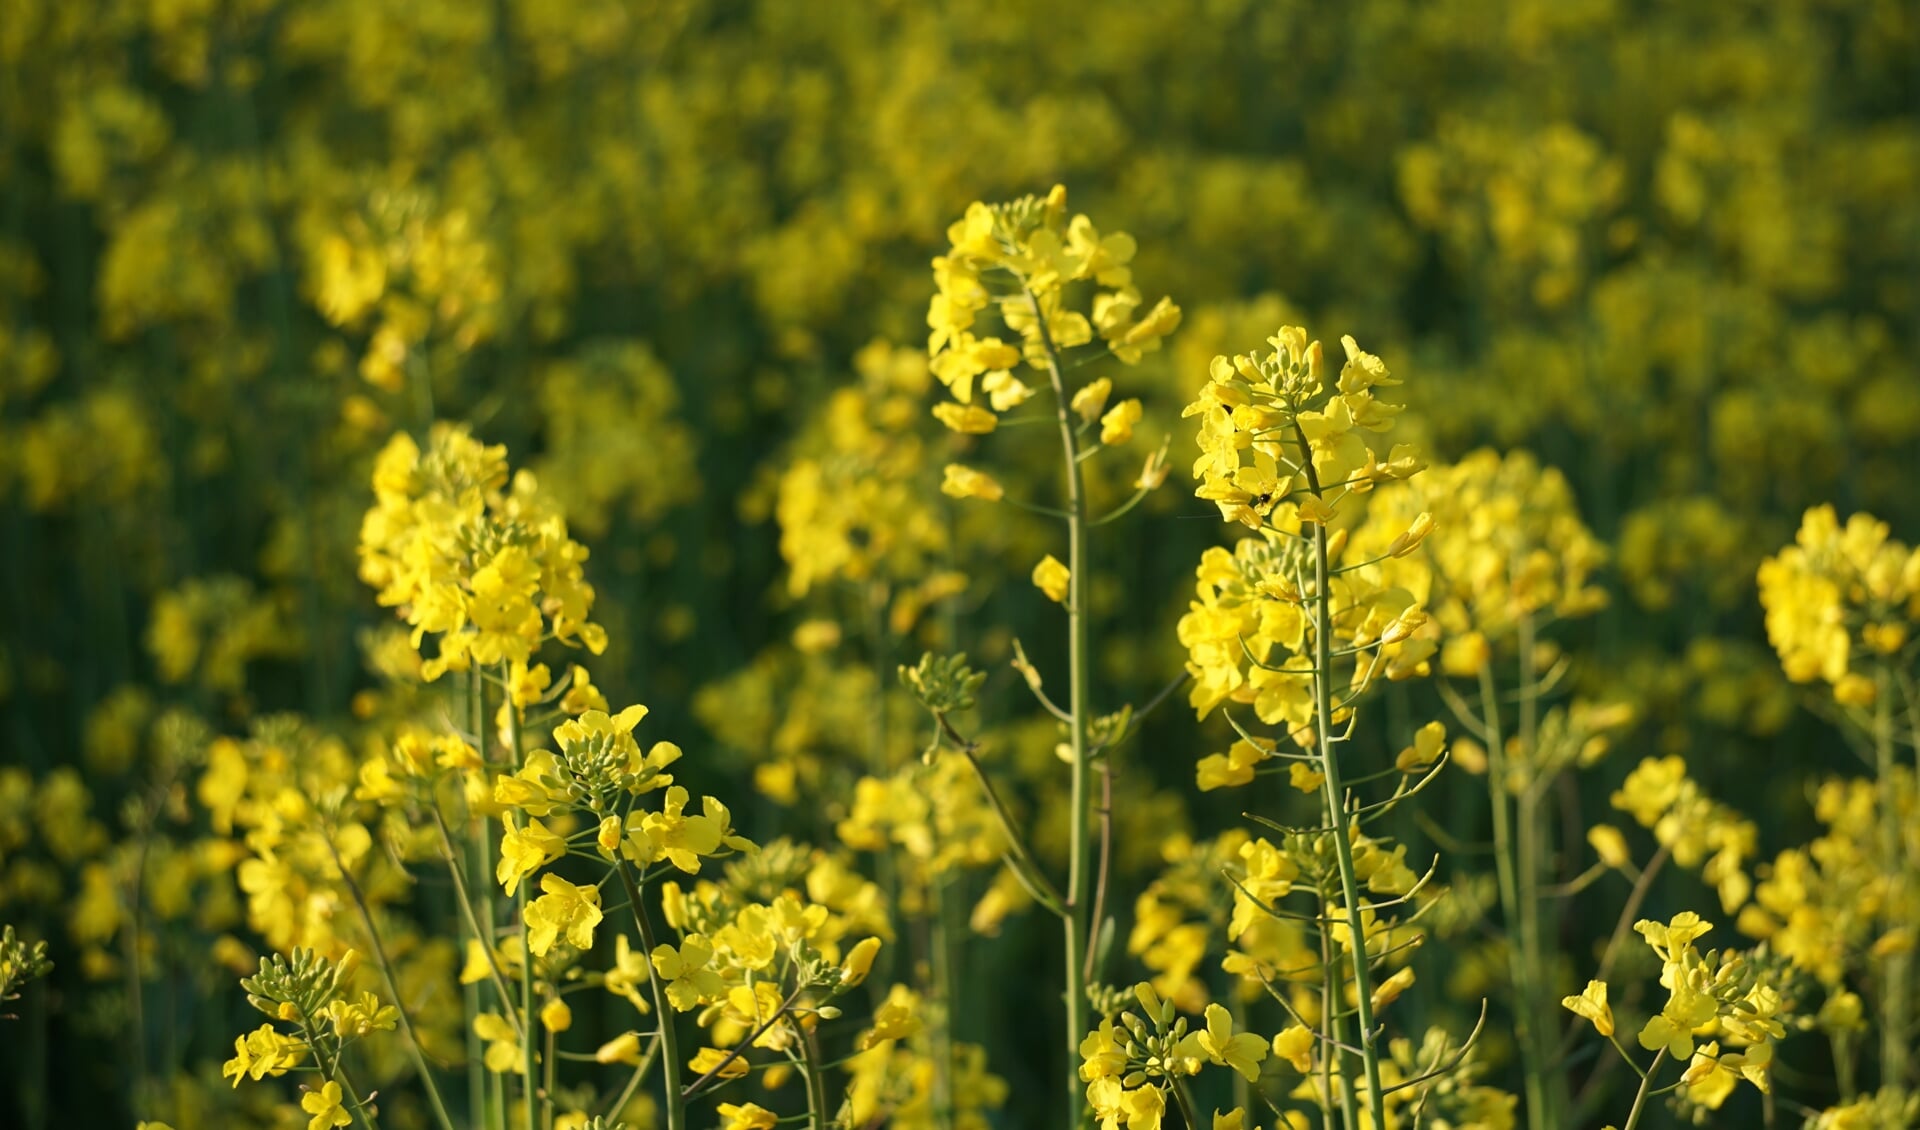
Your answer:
(2, 5), (1918, 1129)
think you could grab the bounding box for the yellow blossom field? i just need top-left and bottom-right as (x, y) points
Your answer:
(2, 3), (1919, 1130)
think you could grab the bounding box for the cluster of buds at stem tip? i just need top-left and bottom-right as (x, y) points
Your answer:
(900, 651), (986, 716)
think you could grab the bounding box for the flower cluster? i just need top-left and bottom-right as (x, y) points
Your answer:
(358, 422), (607, 680)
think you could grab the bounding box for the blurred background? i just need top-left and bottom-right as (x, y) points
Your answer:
(1, 0), (1917, 1125)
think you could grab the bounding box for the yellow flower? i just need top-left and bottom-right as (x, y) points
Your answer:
(1178, 1003), (1268, 1083)
(1287, 762), (1324, 794)
(300, 1081), (352, 1130)
(221, 1023), (306, 1086)
(595, 1031), (645, 1065)
(856, 984), (923, 1049)
(1272, 1025), (1314, 1073)
(325, 991), (398, 1039)
(1071, 377), (1113, 424)
(1587, 825), (1632, 870)
(540, 997), (572, 1033)
(497, 815), (568, 896)
(1100, 398), (1142, 445)
(717, 1103), (778, 1130)
(524, 874), (603, 956)
(475, 1012), (523, 1074)
(459, 939), (493, 985)
(688, 1046), (749, 1081)
(651, 934), (725, 1011)
(839, 936), (882, 988)
(1196, 738), (1265, 792)
(1562, 980), (1615, 1037)
(932, 402), (998, 434)
(1033, 554), (1071, 603)
(942, 463), (1005, 502)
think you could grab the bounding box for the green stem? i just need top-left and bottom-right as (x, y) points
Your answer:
(1621, 1049), (1666, 1130)
(326, 839), (457, 1130)
(801, 1026), (830, 1130)
(930, 876), (957, 1130)
(1479, 664), (1546, 1129)
(430, 807), (524, 1038)
(1321, 923), (1357, 1130)
(1296, 426), (1388, 1130)
(1029, 284), (1092, 1129)
(1515, 615), (1559, 1129)
(618, 868), (685, 1130)
(503, 677), (544, 1130)
(1873, 668), (1910, 1089)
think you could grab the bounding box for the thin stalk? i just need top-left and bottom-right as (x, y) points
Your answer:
(618, 868), (685, 1130)
(1479, 664), (1547, 1129)
(930, 876), (957, 1130)
(1295, 423), (1388, 1130)
(503, 681), (544, 1130)
(1319, 924), (1352, 1130)
(1873, 668), (1910, 1089)
(1170, 1078), (1202, 1129)
(801, 1026), (830, 1130)
(1515, 615), (1560, 1129)
(430, 807), (523, 1037)
(1029, 283), (1093, 1129)
(1620, 1049), (1666, 1130)
(326, 838), (457, 1130)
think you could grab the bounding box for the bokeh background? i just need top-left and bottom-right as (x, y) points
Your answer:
(2, 0), (1917, 1126)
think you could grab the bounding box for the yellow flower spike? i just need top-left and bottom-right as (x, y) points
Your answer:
(1032, 555), (1070, 603)
(1562, 980), (1615, 1037)
(941, 463), (1005, 502)
(300, 1080), (352, 1130)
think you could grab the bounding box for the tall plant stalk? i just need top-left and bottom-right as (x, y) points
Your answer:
(1031, 287), (1093, 1128)
(1298, 437), (1390, 1130)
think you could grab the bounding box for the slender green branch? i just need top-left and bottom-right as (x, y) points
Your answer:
(1621, 1049), (1667, 1130)
(1026, 281), (1094, 1129)
(618, 866), (686, 1130)
(325, 837), (457, 1130)
(1293, 421), (1388, 1130)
